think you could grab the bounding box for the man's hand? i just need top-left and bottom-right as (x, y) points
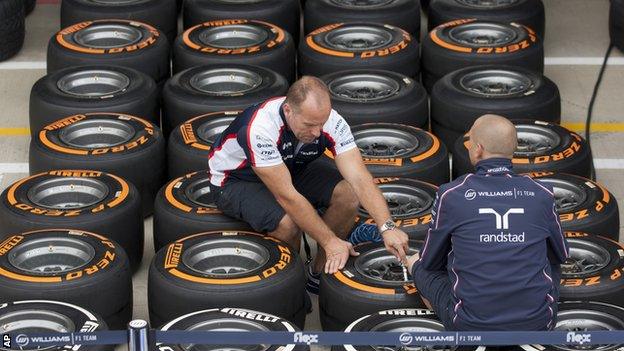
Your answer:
(324, 237), (360, 274)
(381, 228), (410, 264)
(407, 252), (420, 273)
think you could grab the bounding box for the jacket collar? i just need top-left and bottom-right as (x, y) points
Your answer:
(475, 158), (514, 175)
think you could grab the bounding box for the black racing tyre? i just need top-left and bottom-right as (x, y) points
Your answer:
(30, 65), (160, 136)
(162, 64), (288, 136)
(157, 308), (307, 350)
(431, 65), (560, 148)
(0, 229), (132, 330)
(28, 113), (166, 217)
(611, 0), (624, 52)
(167, 112), (239, 179)
(547, 301), (624, 343)
(25, 0), (35, 15)
(0, 170), (144, 270)
(422, 19), (543, 91)
(60, 0), (178, 45)
(321, 124), (449, 185)
(559, 231), (624, 306)
(428, 0), (545, 39)
(354, 178), (437, 240)
(299, 23), (420, 78)
(319, 240), (426, 331)
(148, 231), (306, 329)
(304, 0), (421, 38)
(0, 0), (25, 62)
(153, 171), (252, 251)
(321, 70), (428, 128)
(173, 20), (296, 83)
(47, 20), (170, 86)
(0, 300), (111, 351)
(183, 0), (301, 43)
(527, 172), (619, 241)
(452, 120), (592, 179)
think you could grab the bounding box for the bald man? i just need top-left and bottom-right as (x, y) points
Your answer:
(407, 114), (569, 331)
(208, 76), (409, 292)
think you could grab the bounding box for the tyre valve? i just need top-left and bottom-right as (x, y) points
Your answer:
(401, 263), (409, 282)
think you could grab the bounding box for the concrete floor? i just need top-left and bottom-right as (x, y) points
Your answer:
(0, 0), (623, 344)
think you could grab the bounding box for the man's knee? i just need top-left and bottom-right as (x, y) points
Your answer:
(330, 180), (359, 211)
(270, 214), (300, 242)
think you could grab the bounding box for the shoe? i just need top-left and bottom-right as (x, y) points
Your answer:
(348, 223), (383, 245)
(305, 264), (320, 295)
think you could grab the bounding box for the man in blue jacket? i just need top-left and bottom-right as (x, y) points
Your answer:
(407, 114), (569, 331)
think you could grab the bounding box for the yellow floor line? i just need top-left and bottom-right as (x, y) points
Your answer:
(0, 128), (30, 135)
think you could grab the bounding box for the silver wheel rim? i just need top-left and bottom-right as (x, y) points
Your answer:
(182, 239), (270, 278)
(538, 179), (587, 213)
(57, 70), (130, 97)
(455, 0), (519, 8)
(553, 309), (624, 351)
(561, 239), (611, 276)
(180, 318), (270, 351)
(330, 0), (394, 7)
(448, 23), (517, 47)
(459, 69), (533, 96)
(58, 118), (135, 149)
(515, 125), (561, 157)
(354, 128), (419, 158)
(355, 246), (420, 284)
(73, 24), (143, 49)
(328, 74), (400, 101)
(0, 309), (75, 350)
(190, 69), (262, 95)
(369, 318), (455, 351)
(8, 237), (96, 275)
(324, 26), (393, 52)
(196, 117), (235, 144)
(198, 25), (268, 49)
(185, 178), (217, 208)
(361, 185), (433, 218)
(27, 177), (109, 210)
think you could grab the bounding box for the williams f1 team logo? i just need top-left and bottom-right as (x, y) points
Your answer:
(479, 208), (524, 229)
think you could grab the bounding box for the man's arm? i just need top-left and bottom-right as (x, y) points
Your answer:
(546, 201), (569, 264)
(411, 188), (453, 272)
(334, 147), (409, 262)
(253, 163), (357, 274)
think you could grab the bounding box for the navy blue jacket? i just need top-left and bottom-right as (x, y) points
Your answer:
(412, 158), (569, 331)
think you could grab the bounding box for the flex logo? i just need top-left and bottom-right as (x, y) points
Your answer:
(479, 208), (524, 229)
(293, 332), (319, 345)
(566, 332), (591, 345)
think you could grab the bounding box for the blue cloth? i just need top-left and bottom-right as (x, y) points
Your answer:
(348, 223), (383, 245)
(412, 158), (569, 331)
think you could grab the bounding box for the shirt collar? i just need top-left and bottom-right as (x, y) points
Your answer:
(475, 158), (514, 175)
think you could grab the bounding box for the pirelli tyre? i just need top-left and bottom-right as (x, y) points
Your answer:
(319, 240), (426, 331)
(30, 65), (159, 136)
(157, 308), (307, 351)
(148, 231), (306, 329)
(162, 64), (288, 136)
(299, 23), (420, 78)
(47, 20), (170, 87)
(153, 172), (252, 251)
(452, 120), (592, 179)
(0, 229), (132, 330)
(427, 0), (545, 40)
(28, 113), (166, 217)
(0, 170), (144, 270)
(0, 300), (111, 351)
(304, 0), (421, 38)
(421, 19), (544, 91)
(558, 231), (624, 306)
(183, 0), (301, 44)
(527, 172), (619, 241)
(611, 0), (624, 52)
(168, 112), (238, 179)
(321, 70), (428, 128)
(60, 0), (178, 45)
(431, 66), (560, 148)
(354, 178), (436, 240)
(0, 0), (25, 62)
(173, 20), (296, 83)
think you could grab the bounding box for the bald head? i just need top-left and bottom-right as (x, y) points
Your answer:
(284, 76), (331, 113)
(469, 114), (517, 161)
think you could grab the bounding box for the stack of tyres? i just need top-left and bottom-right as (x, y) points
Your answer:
(0, 0), (25, 62)
(60, 0), (178, 45)
(304, 0), (421, 38)
(173, 20), (296, 83)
